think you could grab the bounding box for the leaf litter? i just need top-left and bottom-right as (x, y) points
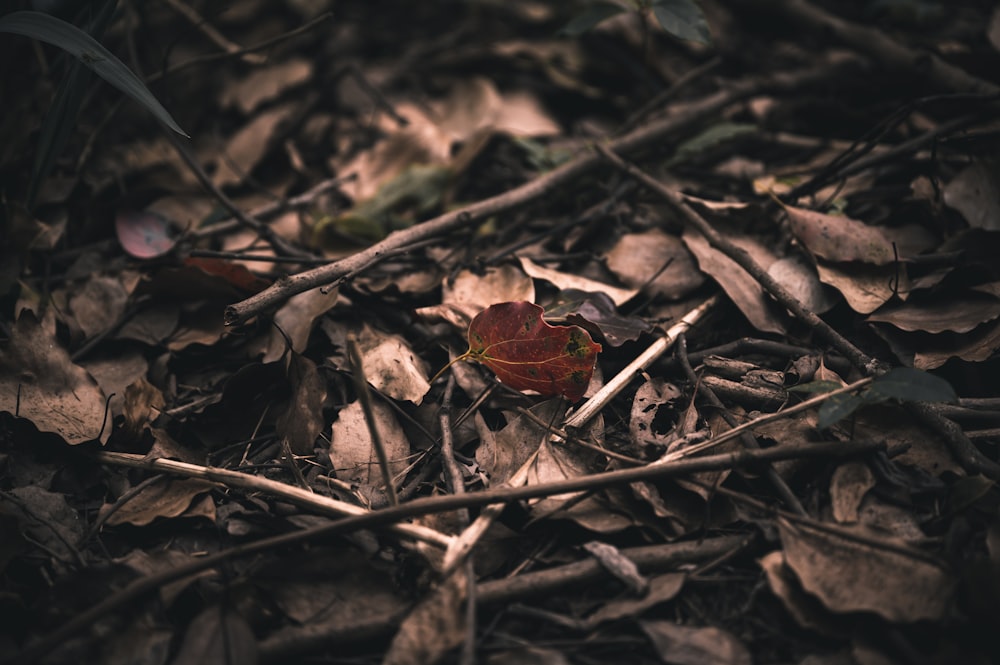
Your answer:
(1, 2), (1000, 664)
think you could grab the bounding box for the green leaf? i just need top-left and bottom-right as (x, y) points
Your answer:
(0, 10), (188, 137)
(866, 367), (959, 404)
(652, 0), (710, 44)
(559, 2), (627, 36)
(818, 393), (865, 429)
(666, 122), (756, 166)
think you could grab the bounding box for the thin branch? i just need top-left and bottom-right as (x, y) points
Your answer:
(93, 451), (451, 548)
(161, 0), (266, 65)
(733, 0), (999, 96)
(10, 439), (880, 665)
(675, 333), (807, 516)
(225, 57), (863, 325)
(598, 144), (1000, 480)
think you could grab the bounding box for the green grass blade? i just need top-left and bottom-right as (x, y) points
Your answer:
(0, 10), (188, 137)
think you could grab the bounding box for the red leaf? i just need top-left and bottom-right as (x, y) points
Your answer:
(183, 257), (271, 294)
(466, 301), (601, 402)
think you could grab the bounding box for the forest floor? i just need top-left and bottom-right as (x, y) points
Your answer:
(2, 1), (1000, 663)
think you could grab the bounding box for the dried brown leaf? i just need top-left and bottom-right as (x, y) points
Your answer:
(640, 619), (751, 665)
(778, 517), (955, 622)
(784, 205), (896, 264)
(603, 228), (705, 300)
(0, 312), (109, 445)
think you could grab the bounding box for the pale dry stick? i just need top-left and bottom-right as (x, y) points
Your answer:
(10, 441), (878, 665)
(93, 451), (453, 549)
(440, 296), (719, 575)
(599, 144), (1000, 479)
(225, 57), (864, 325)
(347, 335), (399, 506)
(563, 295), (719, 433)
(162, 0), (266, 65)
(436, 377), (477, 665)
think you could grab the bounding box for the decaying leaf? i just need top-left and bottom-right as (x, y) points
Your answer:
(640, 619), (751, 665)
(463, 301), (602, 402)
(329, 397), (410, 499)
(777, 517), (955, 622)
(544, 289), (652, 346)
(783, 204), (896, 265)
(0, 312), (110, 445)
(102, 477), (217, 527)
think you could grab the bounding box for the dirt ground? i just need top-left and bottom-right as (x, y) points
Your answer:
(2, 1), (1000, 663)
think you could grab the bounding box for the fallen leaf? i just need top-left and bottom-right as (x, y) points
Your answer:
(103, 477), (217, 526)
(464, 301), (601, 401)
(830, 462), (876, 523)
(355, 323), (430, 404)
(768, 254), (837, 313)
(383, 573), (467, 665)
(213, 104), (295, 187)
(416, 264), (535, 329)
(519, 256), (636, 306)
(777, 517), (955, 622)
(220, 57), (313, 114)
(329, 397), (410, 497)
(867, 294), (1000, 333)
(783, 204), (896, 264)
(943, 160), (1000, 231)
(640, 619), (751, 665)
(544, 289), (652, 346)
(264, 286), (340, 362)
(183, 257), (271, 294)
(0, 312), (110, 445)
(816, 260), (911, 314)
(170, 604), (258, 665)
(602, 228), (705, 300)
(479, 399), (565, 484)
(275, 353), (327, 455)
(682, 227), (786, 334)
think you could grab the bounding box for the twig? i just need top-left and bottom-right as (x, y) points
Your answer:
(436, 377), (477, 665)
(163, 131), (314, 259)
(225, 57), (864, 325)
(162, 0), (266, 65)
(564, 296), (719, 432)
(658, 377), (872, 462)
(346, 335), (399, 506)
(147, 13), (334, 82)
(189, 173), (354, 241)
(599, 144), (1000, 480)
(733, 0), (999, 96)
(92, 451), (449, 548)
(440, 295), (718, 575)
(618, 55), (723, 134)
(675, 333), (807, 516)
(597, 143), (882, 376)
(8, 439), (880, 665)
(256, 535), (744, 661)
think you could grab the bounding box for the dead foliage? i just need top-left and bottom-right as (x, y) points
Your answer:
(2, 1), (1000, 664)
